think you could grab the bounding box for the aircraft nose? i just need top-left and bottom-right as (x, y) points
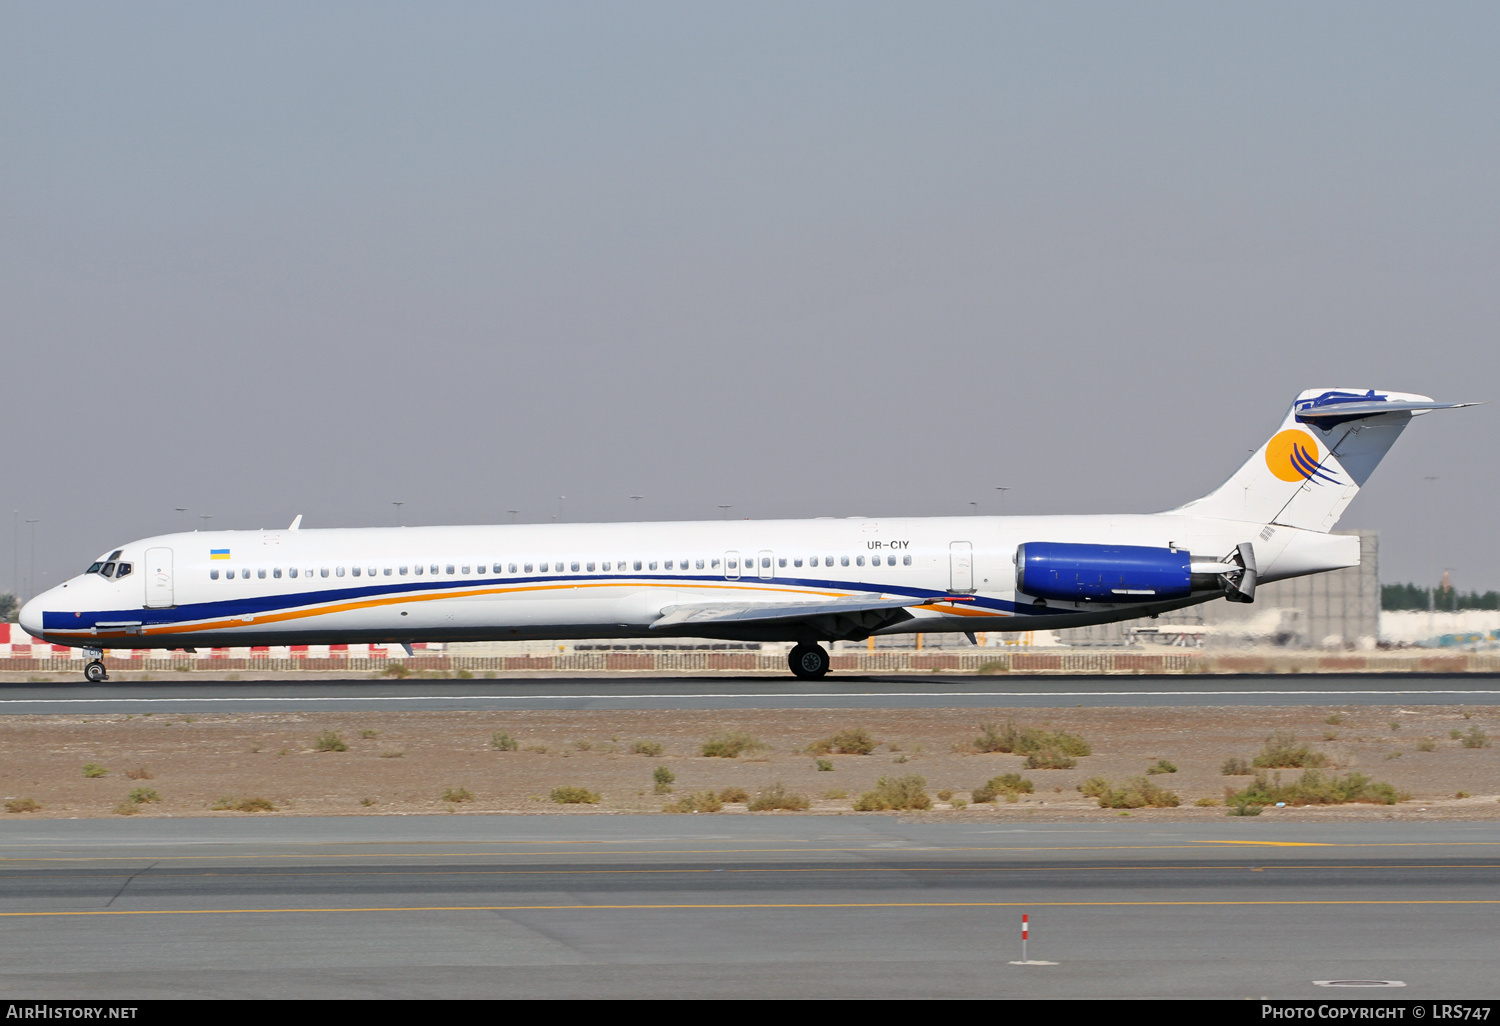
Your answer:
(18, 595), (45, 638)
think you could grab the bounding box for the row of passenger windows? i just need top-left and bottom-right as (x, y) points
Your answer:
(207, 553), (914, 581)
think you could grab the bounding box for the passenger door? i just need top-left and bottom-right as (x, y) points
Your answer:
(144, 547), (175, 608)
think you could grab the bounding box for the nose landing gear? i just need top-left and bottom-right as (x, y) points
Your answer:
(82, 648), (109, 683)
(788, 643), (830, 680)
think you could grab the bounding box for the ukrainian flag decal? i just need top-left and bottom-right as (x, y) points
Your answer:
(210, 549), (231, 560)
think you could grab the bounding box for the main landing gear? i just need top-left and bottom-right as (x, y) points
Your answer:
(788, 643), (830, 681)
(83, 648), (109, 683)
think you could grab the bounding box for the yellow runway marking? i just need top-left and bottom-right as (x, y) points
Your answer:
(3, 899), (1499, 919)
(1191, 841), (1331, 847)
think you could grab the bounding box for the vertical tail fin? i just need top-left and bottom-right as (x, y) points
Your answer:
(1171, 389), (1477, 531)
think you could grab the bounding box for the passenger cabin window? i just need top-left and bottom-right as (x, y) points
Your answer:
(461, 565), (470, 574)
(840, 556), (850, 567)
(321, 568), (330, 578)
(210, 569), (219, 580)
(524, 563), (533, 573)
(352, 567), (361, 577)
(903, 555), (912, 565)
(258, 568), (267, 579)
(633, 560), (643, 571)
(369, 566), (377, 576)
(494, 563), (503, 574)
(509, 563), (518, 573)
(290, 568), (298, 578)
(241, 568), (250, 579)
(399, 566), (408, 575)
(586, 562), (595, 572)
(794, 558), (803, 567)
(383, 568), (392, 576)
(446, 565), (455, 575)
(856, 556), (865, 566)
(274, 568), (282, 578)
(336, 567), (345, 577)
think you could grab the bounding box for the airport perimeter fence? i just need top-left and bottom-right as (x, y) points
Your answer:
(4, 651), (1500, 675)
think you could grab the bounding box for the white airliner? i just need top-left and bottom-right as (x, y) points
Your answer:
(20, 389), (1475, 683)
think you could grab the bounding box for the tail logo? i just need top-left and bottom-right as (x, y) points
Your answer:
(1265, 430), (1340, 485)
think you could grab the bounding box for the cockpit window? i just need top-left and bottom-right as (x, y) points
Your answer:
(108, 550), (123, 560)
(115, 563), (132, 579)
(87, 562), (104, 574)
(101, 562), (117, 577)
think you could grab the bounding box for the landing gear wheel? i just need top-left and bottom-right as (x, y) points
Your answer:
(84, 660), (109, 684)
(789, 643), (830, 680)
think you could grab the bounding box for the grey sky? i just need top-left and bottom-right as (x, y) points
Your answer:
(4, 1), (1497, 599)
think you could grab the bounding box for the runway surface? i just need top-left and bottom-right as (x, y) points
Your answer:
(2, 816), (1496, 999)
(1, 673), (1498, 714)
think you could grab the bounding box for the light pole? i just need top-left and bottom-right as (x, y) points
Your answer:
(11, 511), (17, 601)
(392, 501), (405, 527)
(995, 487), (1010, 513)
(717, 504), (732, 519)
(25, 519), (38, 602)
(507, 510), (519, 524)
(198, 515), (213, 532)
(175, 508), (188, 531)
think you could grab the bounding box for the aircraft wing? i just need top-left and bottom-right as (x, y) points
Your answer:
(650, 594), (921, 640)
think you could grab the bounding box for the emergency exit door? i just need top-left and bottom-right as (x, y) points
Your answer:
(949, 541), (974, 594)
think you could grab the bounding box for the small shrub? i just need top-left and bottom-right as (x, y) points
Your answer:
(700, 732), (767, 758)
(972, 773), (1035, 804)
(1079, 776), (1111, 798)
(524, 744), (548, 754)
(1146, 760), (1177, 775)
(1226, 800), (1263, 816)
(1322, 731), (1339, 741)
(1221, 756), (1252, 775)
(663, 791), (723, 814)
(652, 766), (675, 794)
(1090, 777), (1181, 809)
(1324, 713), (1345, 725)
(82, 763), (108, 778)
(1227, 770), (1406, 808)
(853, 775), (931, 812)
(806, 727), (879, 756)
(950, 798), (967, 809)
(974, 720), (1090, 758)
(125, 766), (154, 780)
(382, 663), (411, 678)
(1025, 748), (1076, 770)
(1385, 751), (1402, 761)
(629, 740), (664, 757)
(1416, 738), (1437, 752)
(315, 731), (348, 752)
(1389, 721), (1402, 731)
(1252, 731), (1327, 769)
(359, 730), (380, 739)
(379, 751), (404, 758)
(1456, 791), (1471, 799)
(113, 802), (139, 816)
(550, 786), (600, 804)
(1194, 797), (1220, 807)
(360, 797), (377, 807)
(816, 759), (833, 772)
(575, 740), (593, 751)
(1460, 727), (1490, 749)
(976, 660), (1009, 675)
(128, 788), (161, 804)
(748, 782), (810, 811)
(491, 731), (519, 751)
(822, 789), (848, 800)
(937, 789), (954, 802)
(718, 786), (750, 804)
(1450, 728), (1463, 739)
(235, 797), (276, 813)
(5, 798), (41, 813)
(892, 754), (910, 764)
(454, 669), (474, 680)
(443, 787), (474, 803)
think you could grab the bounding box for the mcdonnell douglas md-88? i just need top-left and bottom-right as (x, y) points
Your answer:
(20, 389), (1476, 683)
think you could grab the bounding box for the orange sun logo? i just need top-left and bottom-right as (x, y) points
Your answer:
(1265, 429), (1339, 484)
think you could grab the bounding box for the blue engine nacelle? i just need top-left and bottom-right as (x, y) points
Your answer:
(1015, 542), (1193, 603)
